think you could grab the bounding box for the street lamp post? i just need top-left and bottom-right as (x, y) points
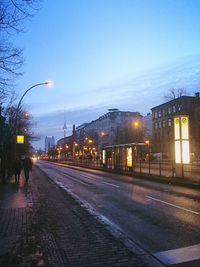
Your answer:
(14, 80), (52, 158)
(145, 140), (150, 174)
(16, 81), (52, 115)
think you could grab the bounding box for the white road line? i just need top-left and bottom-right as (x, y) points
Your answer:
(146, 195), (199, 215)
(153, 243), (200, 265)
(64, 175), (90, 186)
(102, 181), (120, 188)
(79, 174), (95, 180)
(78, 174), (120, 188)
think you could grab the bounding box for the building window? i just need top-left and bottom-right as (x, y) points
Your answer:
(154, 111), (158, 118)
(158, 121), (162, 128)
(168, 118), (172, 126)
(162, 120), (166, 128)
(162, 109), (166, 116)
(172, 105), (176, 113)
(155, 122), (158, 129)
(158, 111), (162, 118)
(168, 107), (172, 114)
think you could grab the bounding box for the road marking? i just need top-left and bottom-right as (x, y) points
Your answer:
(153, 243), (200, 265)
(78, 174), (120, 188)
(102, 181), (120, 188)
(146, 196), (199, 215)
(63, 174), (90, 186)
(79, 174), (95, 180)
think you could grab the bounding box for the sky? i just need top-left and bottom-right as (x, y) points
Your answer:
(13, 0), (200, 149)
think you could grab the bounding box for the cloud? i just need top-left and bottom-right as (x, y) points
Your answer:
(32, 54), (200, 149)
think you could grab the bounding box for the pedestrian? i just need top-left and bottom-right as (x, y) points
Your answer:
(12, 158), (22, 183)
(23, 156), (33, 182)
(0, 153), (7, 184)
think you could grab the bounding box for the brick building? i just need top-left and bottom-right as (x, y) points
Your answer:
(151, 93), (200, 162)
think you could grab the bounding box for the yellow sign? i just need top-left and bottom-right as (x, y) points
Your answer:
(16, 135), (24, 144)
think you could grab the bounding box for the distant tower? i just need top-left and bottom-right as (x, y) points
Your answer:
(63, 110), (67, 138)
(45, 136), (55, 153)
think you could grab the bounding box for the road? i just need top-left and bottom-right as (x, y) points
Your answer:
(36, 160), (200, 266)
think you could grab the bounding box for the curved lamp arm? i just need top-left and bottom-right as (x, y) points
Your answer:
(16, 82), (49, 112)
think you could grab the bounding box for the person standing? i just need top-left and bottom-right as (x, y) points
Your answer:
(1, 152), (7, 184)
(12, 158), (22, 183)
(23, 156), (32, 182)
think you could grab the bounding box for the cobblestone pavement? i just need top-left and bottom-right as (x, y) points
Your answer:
(0, 166), (149, 267)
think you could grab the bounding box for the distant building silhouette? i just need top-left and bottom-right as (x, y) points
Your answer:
(45, 136), (55, 153)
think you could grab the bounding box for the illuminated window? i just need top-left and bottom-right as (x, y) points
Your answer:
(173, 105), (176, 113)
(168, 119), (172, 126)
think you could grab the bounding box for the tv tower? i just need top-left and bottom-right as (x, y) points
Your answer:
(63, 110), (67, 138)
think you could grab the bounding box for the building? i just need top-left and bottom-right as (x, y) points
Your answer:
(45, 136), (55, 153)
(142, 113), (152, 139)
(57, 109), (150, 159)
(151, 93), (200, 161)
(76, 109), (144, 151)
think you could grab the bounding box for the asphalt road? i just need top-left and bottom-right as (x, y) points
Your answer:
(36, 160), (200, 266)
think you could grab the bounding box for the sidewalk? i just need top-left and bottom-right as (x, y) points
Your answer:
(0, 166), (157, 267)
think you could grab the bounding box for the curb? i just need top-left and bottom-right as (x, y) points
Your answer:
(53, 161), (200, 190)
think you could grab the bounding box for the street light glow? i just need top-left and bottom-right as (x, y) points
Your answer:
(133, 121), (139, 127)
(45, 80), (54, 88)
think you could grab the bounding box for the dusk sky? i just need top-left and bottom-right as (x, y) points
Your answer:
(13, 0), (200, 149)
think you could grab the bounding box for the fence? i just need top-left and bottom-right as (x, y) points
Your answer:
(63, 158), (200, 183)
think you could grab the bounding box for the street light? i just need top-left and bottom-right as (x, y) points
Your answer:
(133, 121), (140, 128)
(16, 81), (53, 113)
(14, 80), (53, 158)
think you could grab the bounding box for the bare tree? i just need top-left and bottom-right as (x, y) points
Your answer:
(164, 88), (187, 101)
(0, 0), (40, 96)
